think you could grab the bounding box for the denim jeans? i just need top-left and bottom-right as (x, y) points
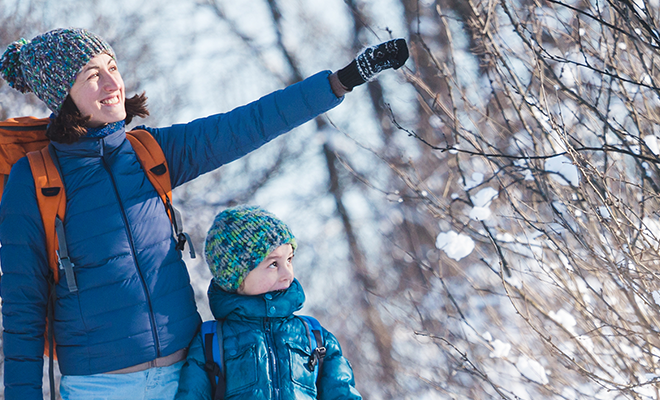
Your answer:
(59, 361), (184, 400)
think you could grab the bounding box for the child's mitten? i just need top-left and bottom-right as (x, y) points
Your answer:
(337, 38), (409, 90)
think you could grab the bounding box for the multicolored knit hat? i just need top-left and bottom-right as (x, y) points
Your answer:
(0, 28), (115, 115)
(205, 206), (297, 293)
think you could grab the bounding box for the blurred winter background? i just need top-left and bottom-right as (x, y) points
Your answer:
(4, 0), (660, 398)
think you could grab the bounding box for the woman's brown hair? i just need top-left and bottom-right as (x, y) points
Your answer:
(46, 92), (150, 144)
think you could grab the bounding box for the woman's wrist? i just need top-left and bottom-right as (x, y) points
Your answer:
(329, 72), (351, 98)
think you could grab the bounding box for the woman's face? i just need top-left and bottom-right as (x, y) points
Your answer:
(69, 53), (126, 128)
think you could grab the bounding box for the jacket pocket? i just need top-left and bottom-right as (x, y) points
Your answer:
(224, 343), (258, 396)
(287, 341), (317, 394)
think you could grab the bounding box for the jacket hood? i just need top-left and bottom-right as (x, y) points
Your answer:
(208, 278), (305, 320)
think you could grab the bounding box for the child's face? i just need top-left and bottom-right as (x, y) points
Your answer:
(238, 244), (295, 295)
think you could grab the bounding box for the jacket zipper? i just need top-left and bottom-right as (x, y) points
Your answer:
(264, 317), (280, 399)
(100, 141), (161, 356)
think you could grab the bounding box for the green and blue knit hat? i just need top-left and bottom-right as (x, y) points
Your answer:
(205, 206), (297, 293)
(0, 28), (115, 115)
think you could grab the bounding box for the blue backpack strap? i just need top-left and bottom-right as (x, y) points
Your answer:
(201, 320), (225, 400)
(298, 315), (326, 383)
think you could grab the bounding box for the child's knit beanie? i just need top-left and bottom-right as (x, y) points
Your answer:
(205, 205), (297, 293)
(0, 28), (115, 115)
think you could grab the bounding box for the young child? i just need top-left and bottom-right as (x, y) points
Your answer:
(176, 206), (362, 400)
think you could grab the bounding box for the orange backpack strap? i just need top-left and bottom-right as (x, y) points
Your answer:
(127, 130), (195, 258)
(126, 130), (172, 214)
(26, 147), (68, 286)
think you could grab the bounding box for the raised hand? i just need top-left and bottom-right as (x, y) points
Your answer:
(337, 38), (409, 90)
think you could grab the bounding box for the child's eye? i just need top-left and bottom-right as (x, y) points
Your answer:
(268, 261), (278, 269)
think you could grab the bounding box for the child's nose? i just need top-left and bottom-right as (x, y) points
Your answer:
(280, 264), (293, 283)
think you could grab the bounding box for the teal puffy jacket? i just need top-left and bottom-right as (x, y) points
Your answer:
(175, 279), (362, 400)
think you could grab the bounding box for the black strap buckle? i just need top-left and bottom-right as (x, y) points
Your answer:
(308, 346), (326, 371)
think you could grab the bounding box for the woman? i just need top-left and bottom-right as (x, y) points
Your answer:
(0, 28), (407, 399)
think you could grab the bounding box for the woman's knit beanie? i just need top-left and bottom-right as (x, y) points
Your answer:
(0, 28), (115, 115)
(205, 206), (297, 293)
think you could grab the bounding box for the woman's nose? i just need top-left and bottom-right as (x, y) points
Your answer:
(102, 72), (121, 91)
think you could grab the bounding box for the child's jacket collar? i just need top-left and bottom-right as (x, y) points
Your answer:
(208, 278), (305, 320)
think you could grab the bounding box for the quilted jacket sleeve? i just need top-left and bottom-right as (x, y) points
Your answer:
(317, 328), (362, 400)
(175, 330), (212, 400)
(0, 158), (52, 400)
(141, 70), (342, 189)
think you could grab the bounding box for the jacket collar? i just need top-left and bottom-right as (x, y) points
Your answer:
(50, 124), (127, 157)
(208, 278), (306, 320)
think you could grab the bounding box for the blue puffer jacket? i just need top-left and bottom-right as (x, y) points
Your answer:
(0, 71), (342, 400)
(175, 279), (362, 400)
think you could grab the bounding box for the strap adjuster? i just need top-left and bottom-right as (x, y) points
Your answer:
(55, 217), (77, 292)
(166, 197), (196, 258)
(308, 346), (326, 371)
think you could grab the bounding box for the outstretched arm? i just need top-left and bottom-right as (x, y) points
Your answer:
(144, 39), (408, 188)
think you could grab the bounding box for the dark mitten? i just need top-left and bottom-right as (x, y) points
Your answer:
(337, 38), (409, 90)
